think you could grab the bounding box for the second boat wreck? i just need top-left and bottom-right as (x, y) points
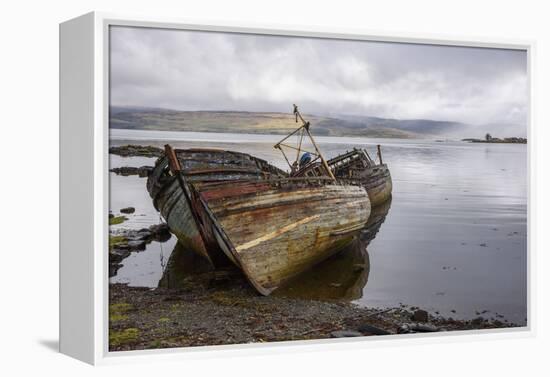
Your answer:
(279, 105), (392, 207)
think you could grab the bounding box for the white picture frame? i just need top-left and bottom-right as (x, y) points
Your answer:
(59, 11), (534, 365)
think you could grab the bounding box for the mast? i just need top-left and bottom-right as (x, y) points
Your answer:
(274, 104), (336, 180)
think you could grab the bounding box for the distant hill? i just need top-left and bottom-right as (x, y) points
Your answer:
(109, 106), (474, 139)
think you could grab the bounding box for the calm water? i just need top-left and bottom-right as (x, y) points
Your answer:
(109, 129), (527, 324)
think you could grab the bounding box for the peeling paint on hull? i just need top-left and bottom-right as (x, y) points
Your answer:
(147, 149), (287, 266)
(356, 164), (392, 207)
(196, 180), (371, 295)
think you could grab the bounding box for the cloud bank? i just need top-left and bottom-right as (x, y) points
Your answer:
(110, 26), (527, 128)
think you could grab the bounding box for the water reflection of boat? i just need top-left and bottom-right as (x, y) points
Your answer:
(159, 197), (391, 300)
(361, 196), (392, 244)
(158, 241), (215, 289)
(272, 238), (371, 301)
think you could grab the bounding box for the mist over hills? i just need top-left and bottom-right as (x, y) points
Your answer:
(110, 106), (523, 139)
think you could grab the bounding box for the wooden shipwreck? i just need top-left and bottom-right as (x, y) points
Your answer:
(146, 104), (392, 295)
(147, 145), (370, 295)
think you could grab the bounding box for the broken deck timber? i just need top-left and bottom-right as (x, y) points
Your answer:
(294, 149), (393, 206)
(276, 105), (392, 206)
(327, 148), (392, 206)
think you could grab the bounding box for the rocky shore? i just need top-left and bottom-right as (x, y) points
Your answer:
(109, 223), (172, 276)
(109, 275), (520, 351)
(110, 166), (153, 177)
(109, 145), (163, 157)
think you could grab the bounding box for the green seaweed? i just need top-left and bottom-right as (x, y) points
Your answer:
(109, 328), (140, 347)
(148, 340), (162, 349)
(109, 216), (128, 225)
(109, 235), (128, 250)
(110, 313), (128, 322)
(109, 302), (133, 322)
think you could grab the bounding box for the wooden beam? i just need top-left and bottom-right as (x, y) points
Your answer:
(165, 144), (182, 173)
(273, 124), (304, 148)
(278, 143), (318, 155)
(305, 128), (335, 180)
(296, 128), (304, 162)
(278, 145), (293, 170)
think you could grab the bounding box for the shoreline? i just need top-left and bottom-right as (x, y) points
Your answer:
(109, 280), (520, 351)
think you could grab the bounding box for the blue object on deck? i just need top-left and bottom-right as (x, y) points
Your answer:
(299, 152), (312, 167)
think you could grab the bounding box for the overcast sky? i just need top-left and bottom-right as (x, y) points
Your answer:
(110, 26), (527, 127)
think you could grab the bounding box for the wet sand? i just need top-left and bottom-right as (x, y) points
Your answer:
(109, 279), (518, 351)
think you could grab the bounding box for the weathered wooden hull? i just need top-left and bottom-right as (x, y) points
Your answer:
(355, 163), (392, 207)
(194, 179), (370, 295)
(275, 195), (391, 300)
(328, 150), (392, 206)
(151, 176), (211, 262)
(147, 148), (287, 264)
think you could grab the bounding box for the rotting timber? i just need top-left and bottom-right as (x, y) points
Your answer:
(327, 147), (392, 206)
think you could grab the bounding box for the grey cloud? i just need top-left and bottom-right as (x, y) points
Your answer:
(110, 26), (527, 128)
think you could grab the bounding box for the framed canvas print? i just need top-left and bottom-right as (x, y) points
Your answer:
(59, 12), (532, 364)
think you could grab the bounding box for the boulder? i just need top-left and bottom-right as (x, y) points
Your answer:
(109, 166), (153, 177)
(398, 324), (412, 334)
(471, 317), (484, 326)
(398, 323), (439, 333)
(412, 309), (429, 322)
(127, 240), (146, 251)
